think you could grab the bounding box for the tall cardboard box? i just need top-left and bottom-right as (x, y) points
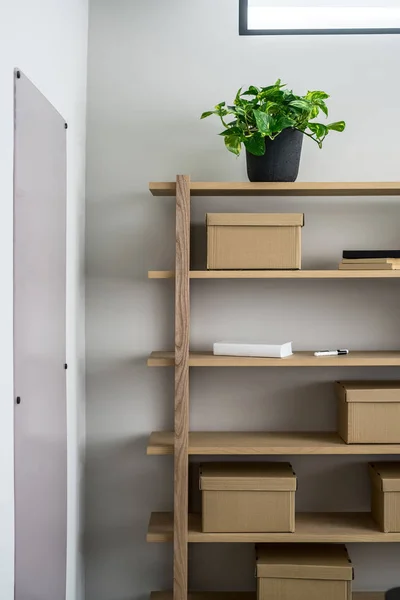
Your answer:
(256, 544), (353, 600)
(200, 462), (296, 533)
(336, 381), (400, 443)
(369, 462), (400, 532)
(206, 213), (304, 270)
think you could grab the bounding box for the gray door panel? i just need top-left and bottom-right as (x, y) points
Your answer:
(14, 69), (67, 600)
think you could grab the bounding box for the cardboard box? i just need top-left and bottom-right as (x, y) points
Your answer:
(369, 462), (400, 532)
(336, 381), (400, 443)
(200, 462), (296, 533)
(206, 213), (304, 270)
(256, 544), (353, 600)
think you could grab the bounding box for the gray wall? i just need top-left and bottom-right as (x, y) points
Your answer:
(85, 2), (400, 598)
(0, 1), (88, 598)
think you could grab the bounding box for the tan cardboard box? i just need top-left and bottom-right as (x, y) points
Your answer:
(200, 462), (296, 533)
(256, 544), (353, 600)
(206, 213), (304, 270)
(369, 462), (400, 532)
(336, 381), (400, 444)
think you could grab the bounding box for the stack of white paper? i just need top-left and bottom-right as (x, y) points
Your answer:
(213, 342), (293, 359)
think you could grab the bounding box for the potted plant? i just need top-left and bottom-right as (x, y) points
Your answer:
(201, 80), (345, 182)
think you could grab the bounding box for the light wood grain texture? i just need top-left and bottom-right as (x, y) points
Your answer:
(149, 181), (400, 197)
(147, 431), (400, 456)
(174, 175), (190, 600)
(147, 511), (400, 543)
(148, 351), (400, 368)
(150, 591), (384, 600)
(148, 270), (400, 279)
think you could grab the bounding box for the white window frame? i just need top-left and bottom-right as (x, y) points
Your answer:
(239, 0), (400, 35)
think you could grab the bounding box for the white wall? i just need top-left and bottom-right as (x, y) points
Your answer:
(85, 1), (400, 598)
(0, 1), (88, 599)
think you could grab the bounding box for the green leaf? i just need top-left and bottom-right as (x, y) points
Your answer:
(200, 111), (214, 119)
(289, 99), (312, 112)
(273, 116), (295, 132)
(253, 109), (274, 135)
(315, 100), (328, 117)
(224, 134), (242, 156)
(327, 121), (346, 132)
(282, 89), (296, 102)
(306, 90), (330, 101)
(219, 127), (243, 136)
(308, 122), (329, 138)
(259, 88), (284, 102)
(234, 106), (247, 117)
(234, 87), (243, 105)
(215, 102), (226, 110)
(243, 133), (265, 156)
(241, 85), (259, 96)
(235, 120), (248, 131)
(262, 101), (280, 114)
(258, 82), (285, 95)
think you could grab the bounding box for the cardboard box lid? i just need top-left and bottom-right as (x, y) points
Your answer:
(256, 544), (353, 581)
(369, 462), (400, 492)
(206, 213), (304, 227)
(200, 462), (296, 491)
(337, 381), (400, 403)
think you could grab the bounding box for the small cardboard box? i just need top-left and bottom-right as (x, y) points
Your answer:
(336, 381), (400, 444)
(256, 544), (353, 600)
(206, 213), (304, 270)
(369, 462), (400, 532)
(200, 462), (296, 533)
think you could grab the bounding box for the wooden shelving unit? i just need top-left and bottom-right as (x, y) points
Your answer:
(149, 181), (400, 197)
(147, 431), (400, 456)
(149, 270), (400, 279)
(148, 177), (400, 600)
(147, 512), (400, 543)
(148, 350), (400, 368)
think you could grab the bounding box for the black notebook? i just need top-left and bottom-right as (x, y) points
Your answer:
(343, 250), (400, 259)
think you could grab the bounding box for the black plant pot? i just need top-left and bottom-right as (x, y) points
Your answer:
(246, 128), (304, 183)
(386, 589), (400, 600)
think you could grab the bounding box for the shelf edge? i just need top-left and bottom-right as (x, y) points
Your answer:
(147, 511), (400, 543)
(148, 270), (400, 280)
(149, 181), (400, 197)
(146, 431), (400, 456)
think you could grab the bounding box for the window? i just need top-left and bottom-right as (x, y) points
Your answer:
(239, 0), (400, 35)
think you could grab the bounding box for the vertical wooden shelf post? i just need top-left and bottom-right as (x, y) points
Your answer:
(174, 175), (191, 600)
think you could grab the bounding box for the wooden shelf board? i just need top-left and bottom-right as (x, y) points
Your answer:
(148, 351), (400, 368)
(149, 270), (400, 279)
(149, 181), (400, 197)
(147, 431), (400, 456)
(150, 591), (384, 600)
(147, 512), (400, 543)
